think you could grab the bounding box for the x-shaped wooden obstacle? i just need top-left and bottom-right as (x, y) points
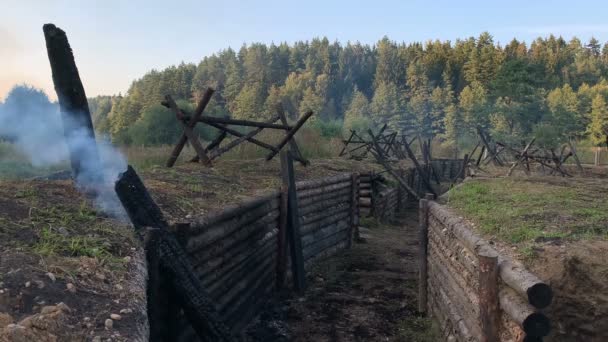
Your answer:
(161, 88), (312, 167)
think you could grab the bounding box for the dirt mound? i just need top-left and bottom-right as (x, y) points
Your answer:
(529, 240), (608, 342)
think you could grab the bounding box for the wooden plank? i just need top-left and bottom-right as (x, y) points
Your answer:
(281, 151), (306, 292)
(197, 116), (292, 130)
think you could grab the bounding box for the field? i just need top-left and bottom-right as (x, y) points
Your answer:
(442, 170), (608, 341)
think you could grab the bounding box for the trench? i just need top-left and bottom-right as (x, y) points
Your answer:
(246, 207), (433, 341)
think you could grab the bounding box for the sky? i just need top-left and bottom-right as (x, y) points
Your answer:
(2, 0), (608, 101)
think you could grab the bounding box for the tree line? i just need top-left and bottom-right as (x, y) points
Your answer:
(45, 33), (608, 150)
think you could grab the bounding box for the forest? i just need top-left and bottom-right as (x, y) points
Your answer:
(5, 32), (608, 153)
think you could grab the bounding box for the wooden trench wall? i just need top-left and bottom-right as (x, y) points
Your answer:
(174, 172), (359, 340)
(421, 201), (553, 342)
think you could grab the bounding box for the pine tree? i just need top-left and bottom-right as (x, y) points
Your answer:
(343, 89), (371, 134)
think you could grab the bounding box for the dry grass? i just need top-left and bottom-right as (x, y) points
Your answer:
(444, 175), (608, 257)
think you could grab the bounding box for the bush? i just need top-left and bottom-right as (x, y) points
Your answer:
(311, 119), (343, 138)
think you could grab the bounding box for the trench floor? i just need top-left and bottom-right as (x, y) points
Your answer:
(248, 208), (439, 341)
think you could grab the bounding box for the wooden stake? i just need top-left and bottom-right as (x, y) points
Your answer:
(276, 152), (289, 289)
(165, 95), (211, 166)
(165, 88), (214, 167)
(478, 247), (500, 342)
(266, 110), (314, 161)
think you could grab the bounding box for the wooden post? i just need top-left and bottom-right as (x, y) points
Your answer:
(418, 193), (433, 313)
(276, 152), (289, 289)
(478, 247), (500, 342)
(280, 151), (306, 292)
(43, 24), (102, 184)
(115, 166), (235, 342)
(348, 173), (360, 247)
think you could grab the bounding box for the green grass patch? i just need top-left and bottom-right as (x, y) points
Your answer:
(397, 316), (440, 342)
(446, 178), (608, 246)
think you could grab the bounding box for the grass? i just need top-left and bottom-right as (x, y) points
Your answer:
(445, 177), (608, 252)
(397, 316), (441, 342)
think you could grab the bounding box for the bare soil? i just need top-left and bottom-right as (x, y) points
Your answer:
(247, 209), (438, 342)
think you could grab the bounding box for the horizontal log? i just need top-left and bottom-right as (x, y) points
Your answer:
(303, 226), (350, 261)
(191, 225), (276, 283)
(220, 262), (275, 323)
(300, 211), (351, 236)
(428, 202), (553, 309)
(297, 181), (352, 201)
(300, 205), (350, 226)
(227, 270), (275, 332)
(214, 248), (276, 311)
(428, 254), (480, 335)
(435, 280), (476, 341)
(359, 189), (372, 197)
(428, 232), (479, 290)
(299, 196), (351, 217)
(301, 220), (350, 247)
(197, 116), (292, 130)
(203, 229), (277, 296)
(499, 287), (551, 337)
(428, 216), (479, 276)
(296, 173), (352, 191)
(499, 260), (553, 310)
(298, 187), (351, 207)
(187, 200), (279, 250)
(304, 241), (348, 270)
(189, 192), (280, 232)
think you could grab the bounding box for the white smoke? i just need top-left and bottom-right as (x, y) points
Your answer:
(0, 85), (127, 218)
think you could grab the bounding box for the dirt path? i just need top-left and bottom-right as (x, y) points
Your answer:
(252, 208), (437, 341)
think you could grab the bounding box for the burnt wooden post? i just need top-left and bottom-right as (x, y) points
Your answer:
(276, 152), (290, 289)
(348, 173), (360, 247)
(280, 151), (306, 292)
(479, 247), (500, 342)
(166, 88), (214, 167)
(115, 166), (235, 342)
(43, 24), (101, 184)
(418, 193), (433, 314)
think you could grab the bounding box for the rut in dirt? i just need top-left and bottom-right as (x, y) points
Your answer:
(249, 208), (424, 341)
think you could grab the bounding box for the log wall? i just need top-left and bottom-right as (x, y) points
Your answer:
(424, 201), (552, 342)
(176, 172), (359, 339)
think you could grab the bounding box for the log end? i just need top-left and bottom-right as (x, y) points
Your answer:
(522, 312), (551, 337)
(527, 283), (553, 309)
